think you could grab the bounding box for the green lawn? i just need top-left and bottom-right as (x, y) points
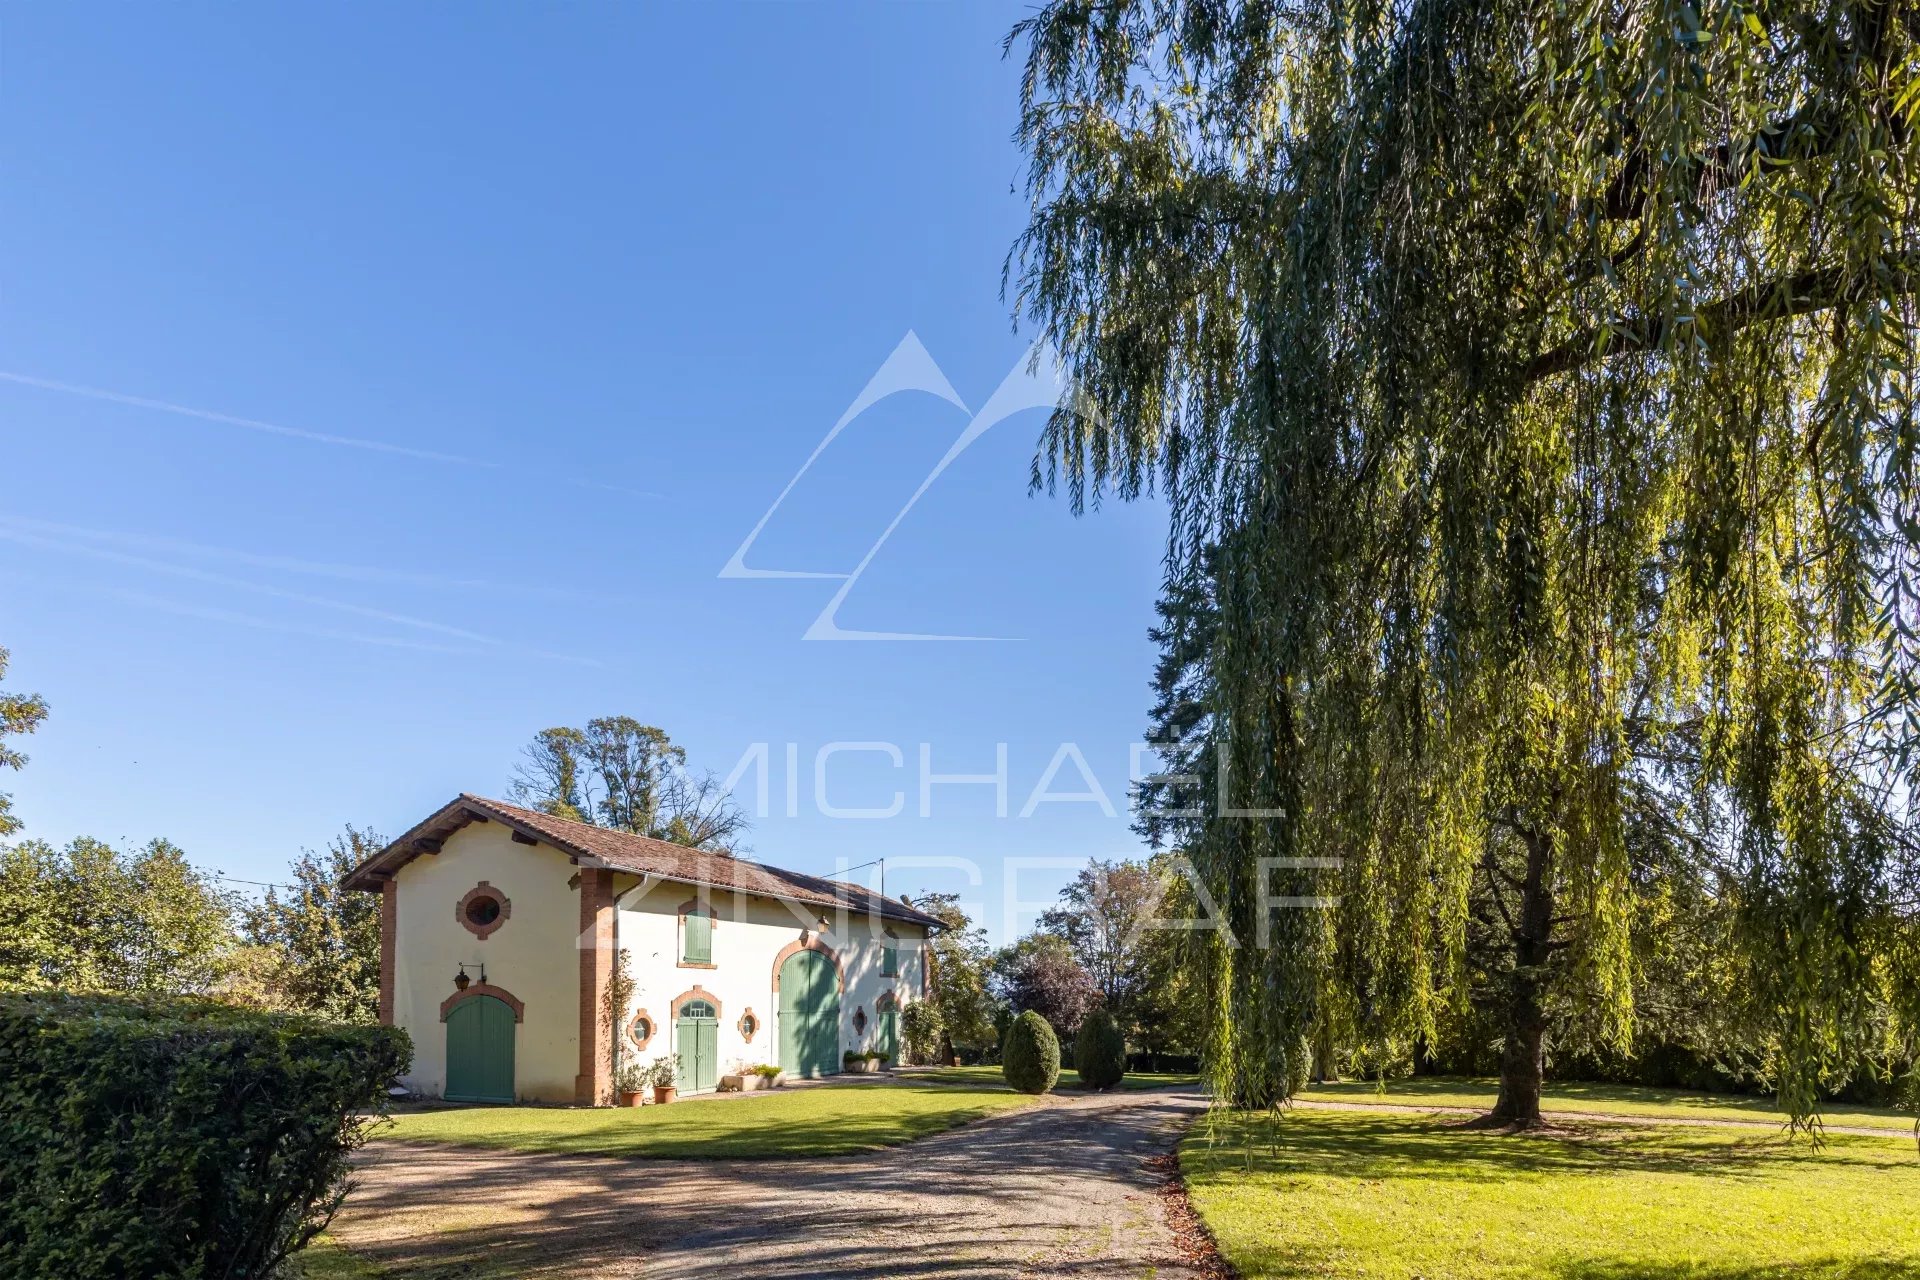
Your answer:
(1186, 1108), (1920, 1280)
(892, 1064), (1202, 1091)
(378, 1082), (1031, 1159)
(1296, 1075), (1917, 1134)
(285, 1236), (381, 1280)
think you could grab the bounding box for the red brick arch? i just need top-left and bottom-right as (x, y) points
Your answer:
(670, 985), (722, 1022)
(439, 982), (524, 1023)
(770, 935), (844, 993)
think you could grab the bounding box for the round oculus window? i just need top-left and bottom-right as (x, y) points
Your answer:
(465, 895), (501, 928)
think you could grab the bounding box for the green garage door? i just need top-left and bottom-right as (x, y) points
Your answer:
(445, 995), (515, 1103)
(778, 950), (840, 1078)
(678, 999), (720, 1093)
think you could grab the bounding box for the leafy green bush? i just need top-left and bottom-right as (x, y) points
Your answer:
(900, 999), (943, 1066)
(1002, 1010), (1061, 1094)
(0, 992), (409, 1279)
(1074, 1009), (1127, 1090)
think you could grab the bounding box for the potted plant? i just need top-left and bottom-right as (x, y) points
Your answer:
(648, 1053), (680, 1104)
(614, 1060), (646, 1108)
(753, 1064), (785, 1088)
(843, 1049), (883, 1075)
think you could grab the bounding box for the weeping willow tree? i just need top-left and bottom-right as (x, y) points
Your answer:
(1010, 0), (1920, 1125)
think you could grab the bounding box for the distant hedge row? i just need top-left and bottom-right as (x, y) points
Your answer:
(0, 992), (410, 1279)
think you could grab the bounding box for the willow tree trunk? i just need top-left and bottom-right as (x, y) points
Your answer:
(1490, 827), (1556, 1126)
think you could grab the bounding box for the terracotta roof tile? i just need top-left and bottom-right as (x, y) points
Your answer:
(342, 792), (941, 930)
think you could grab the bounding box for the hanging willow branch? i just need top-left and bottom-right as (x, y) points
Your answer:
(1011, 0), (1920, 1125)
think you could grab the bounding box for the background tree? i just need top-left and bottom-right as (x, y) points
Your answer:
(511, 716), (748, 851)
(991, 933), (1099, 1041)
(0, 646), (48, 837)
(0, 836), (236, 994)
(1038, 859), (1157, 1015)
(1011, 0), (1920, 1126)
(242, 826), (385, 1024)
(1125, 851), (1210, 1060)
(911, 892), (998, 1061)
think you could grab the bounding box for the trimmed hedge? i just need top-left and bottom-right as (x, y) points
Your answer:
(0, 992), (410, 1279)
(1002, 1010), (1061, 1095)
(1074, 1010), (1127, 1090)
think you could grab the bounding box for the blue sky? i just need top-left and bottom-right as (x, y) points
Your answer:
(0, 3), (1171, 944)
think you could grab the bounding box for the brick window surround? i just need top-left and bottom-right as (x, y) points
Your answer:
(737, 1007), (760, 1043)
(671, 986), (723, 1023)
(456, 882), (511, 941)
(628, 1007), (657, 1054)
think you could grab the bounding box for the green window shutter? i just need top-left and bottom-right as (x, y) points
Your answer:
(684, 909), (712, 964)
(881, 933), (897, 977)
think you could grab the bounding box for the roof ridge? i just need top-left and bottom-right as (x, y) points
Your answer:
(457, 792), (923, 916)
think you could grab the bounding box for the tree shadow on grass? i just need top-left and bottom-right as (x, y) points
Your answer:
(1183, 1112), (1914, 1187)
(1553, 1258), (1920, 1280)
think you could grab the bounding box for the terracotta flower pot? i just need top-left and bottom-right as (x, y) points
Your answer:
(618, 1090), (643, 1108)
(653, 1085), (677, 1105)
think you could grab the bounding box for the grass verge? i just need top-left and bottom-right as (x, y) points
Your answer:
(284, 1234), (382, 1279)
(1184, 1107), (1920, 1279)
(892, 1064), (1202, 1092)
(1295, 1075), (1916, 1133)
(378, 1083), (1031, 1159)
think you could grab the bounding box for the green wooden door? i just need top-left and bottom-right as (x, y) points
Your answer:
(777, 950), (840, 1077)
(445, 995), (515, 1103)
(677, 999), (719, 1093)
(876, 1006), (899, 1063)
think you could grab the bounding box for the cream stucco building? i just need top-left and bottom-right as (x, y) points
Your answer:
(342, 793), (938, 1104)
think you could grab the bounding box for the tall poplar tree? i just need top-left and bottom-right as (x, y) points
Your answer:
(1011, 0), (1920, 1124)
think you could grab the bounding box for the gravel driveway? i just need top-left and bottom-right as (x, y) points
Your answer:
(332, 1087), (1212, 1279)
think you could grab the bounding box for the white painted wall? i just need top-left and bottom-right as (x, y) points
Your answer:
(611, 875), (927, 1091)
(391, 821), (581, 1102)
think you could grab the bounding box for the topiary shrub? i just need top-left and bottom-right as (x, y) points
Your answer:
(1074, 1009), (1127, 1090)
(1001, 1010), (1061, 1094)
(0, 992), (411, 1280)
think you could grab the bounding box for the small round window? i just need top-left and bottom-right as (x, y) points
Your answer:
(456, 883), (510, 940)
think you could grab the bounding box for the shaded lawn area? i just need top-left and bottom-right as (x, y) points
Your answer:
(377, 1083), (1030, 1159)
(285, 1236), (380, 1280)
(1295, 1075), (1916, 1134)
(1186, 1108), (1920, 1280)
(892, 1064), (1201, 1092)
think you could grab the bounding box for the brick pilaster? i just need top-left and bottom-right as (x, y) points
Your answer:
(378, 878), (397, 1027)
(574, 867), (614, 1106)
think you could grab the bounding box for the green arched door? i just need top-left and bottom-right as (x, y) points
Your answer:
(445, 995), (515, 1103)
(777, 949), (840, 1078)
(875, 1005), (899, 1063)
(677, 999), (720, 1093)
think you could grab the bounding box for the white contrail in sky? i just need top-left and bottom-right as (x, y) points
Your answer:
(0, 523), (610, 665)
(0, 525), (505, 644)
(0, 514), (601, 601)
(0, 369), (667, 498)
(0, 370), (495, 466)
